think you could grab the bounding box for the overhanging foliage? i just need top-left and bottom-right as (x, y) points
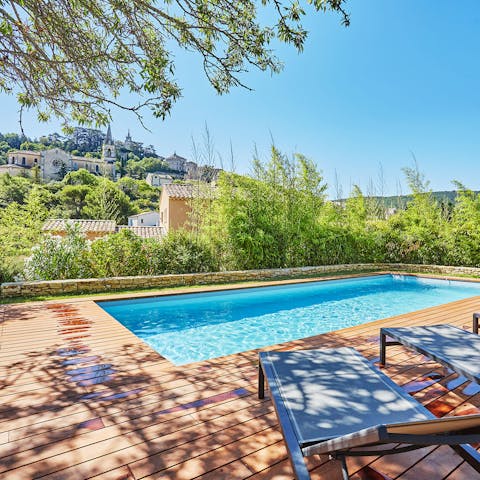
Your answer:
(0, 0), (349, 127)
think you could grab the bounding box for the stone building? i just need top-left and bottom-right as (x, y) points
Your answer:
(165, 153), (188, 172)
(0, 128), (117, 181)
(145, 172), (173, 187)
(127, 211), (160, 227)
(159, 183), (216, 232)
(159, 183), (194, 232)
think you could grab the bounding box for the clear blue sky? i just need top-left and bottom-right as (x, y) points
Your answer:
(1, 0), (479, 197)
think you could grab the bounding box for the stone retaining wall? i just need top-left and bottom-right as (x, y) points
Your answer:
(2, 263), (480, 299)
(385, 264), (480, 276)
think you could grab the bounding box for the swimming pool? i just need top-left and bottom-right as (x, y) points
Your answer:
(99, 274), (480, 365)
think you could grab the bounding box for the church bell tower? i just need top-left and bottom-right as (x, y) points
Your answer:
(102, 125), (116, 164)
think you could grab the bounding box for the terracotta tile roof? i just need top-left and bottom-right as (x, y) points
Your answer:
(43, 219), (165, 239)
(43, 219), (117, 233)
(117, 226), (166, 239)
(163, 183), (217, 199)
(163, 183), (195, 199)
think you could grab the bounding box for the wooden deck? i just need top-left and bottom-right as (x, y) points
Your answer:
(1, 283), (480, 479)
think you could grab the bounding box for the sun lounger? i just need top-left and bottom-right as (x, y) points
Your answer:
(473, 312), (480, 334)
(380, 324), (480, 384)
(258, 347), (480, 480)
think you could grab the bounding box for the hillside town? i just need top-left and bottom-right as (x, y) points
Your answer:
(0, 126), (220, 184)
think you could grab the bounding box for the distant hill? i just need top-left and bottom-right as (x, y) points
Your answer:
(338, 190), (480, 209)
(379, 190), (480, 208)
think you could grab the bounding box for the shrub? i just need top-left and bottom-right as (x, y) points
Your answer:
(90, 229), (149, 277)
(24, 225), (92, 280)
(22, 227), (219, 281)
(0, 255), (21, 283)
(146, 230), (219, 274)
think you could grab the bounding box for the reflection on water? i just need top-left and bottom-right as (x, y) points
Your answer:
(99, 274), (480, 364)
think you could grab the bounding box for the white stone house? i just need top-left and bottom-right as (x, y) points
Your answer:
(145, 173), (173, 187)
(127, 211), (160, 227)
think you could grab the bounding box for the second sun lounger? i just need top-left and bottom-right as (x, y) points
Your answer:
(258, 347), (480, 480)
(380, 324), (480, 384)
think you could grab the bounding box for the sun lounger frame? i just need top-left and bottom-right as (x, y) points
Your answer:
(473, 312), (480, 334)
(380, 321), (480, 385)
(259, 348), (480, 480)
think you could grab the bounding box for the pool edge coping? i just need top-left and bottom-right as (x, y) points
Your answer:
(93, 271), (480, 366)
(4, 270), (480, 307)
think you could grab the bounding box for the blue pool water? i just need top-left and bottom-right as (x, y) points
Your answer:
(99, 274), (480, 365)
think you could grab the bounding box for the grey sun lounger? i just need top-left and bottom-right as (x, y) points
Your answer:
(258, 347), (480, 480)
(380, 324), (480, 384)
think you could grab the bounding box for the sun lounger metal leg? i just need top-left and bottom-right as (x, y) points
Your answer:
(452, 444), (480, 473)
(379, 329), (403, 366)
(258, 362), (265, 399)
(339, 455), (349, 480)
(342, 461), (349, 480)
(380, 331), (386, 366)
(473, 313), (480, 335)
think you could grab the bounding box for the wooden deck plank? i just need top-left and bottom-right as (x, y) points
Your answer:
(1, 276), (480, 479)
(395, 445), (463, 479)
(0, 399), (273, 475)
(445, 461), (480, 480)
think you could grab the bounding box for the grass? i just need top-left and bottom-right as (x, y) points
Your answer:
(3, 266), (480, 305)
(0, 268), (382, 304)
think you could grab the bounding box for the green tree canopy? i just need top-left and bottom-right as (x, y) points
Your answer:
(19, 141), (43, 151)
(125, 159), (146, 179)
(0, 188), (50, 258)
(0, 133), (25, 149)
(0, 141), (12, 164)
(83, 178), (136, 223)
(0, 0), (349, 127)
(116, 176), (159, 210)
(58, 184), (92, 218)
(137, 157), (171, 174)
(62, 168), (99, 186)
(0, 173), (33, 205)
